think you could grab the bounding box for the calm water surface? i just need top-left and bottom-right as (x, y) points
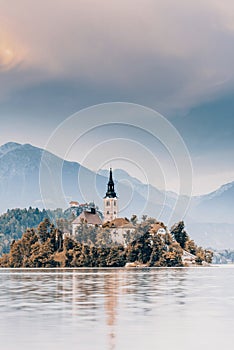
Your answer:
(0, 267), (234, 350)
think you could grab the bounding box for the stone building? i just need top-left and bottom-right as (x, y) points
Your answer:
(103, 218), (136, 246)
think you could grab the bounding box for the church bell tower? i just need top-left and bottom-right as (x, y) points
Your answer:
(103, 168), (118, 222)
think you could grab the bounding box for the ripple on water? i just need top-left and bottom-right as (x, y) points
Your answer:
(0, 267), (234, 350)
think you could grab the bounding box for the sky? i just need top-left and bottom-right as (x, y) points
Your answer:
(0, 0), (234, 195)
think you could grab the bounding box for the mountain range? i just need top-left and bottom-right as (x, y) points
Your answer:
(0, 142), (233, 249)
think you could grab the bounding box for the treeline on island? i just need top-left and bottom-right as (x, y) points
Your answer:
(0, 215), (213, 268)
(0, 207), (75, 255)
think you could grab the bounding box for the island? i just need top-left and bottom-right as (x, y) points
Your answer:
(0, 169), (213, 268)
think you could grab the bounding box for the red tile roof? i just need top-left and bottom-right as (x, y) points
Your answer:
(72, 211), (102, 226)
(104, 218), (135, 228)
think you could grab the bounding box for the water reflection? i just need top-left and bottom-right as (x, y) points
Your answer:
(0, 268), (234, 350)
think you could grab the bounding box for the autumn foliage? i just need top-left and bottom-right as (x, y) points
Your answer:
(0, 218), (212, 268)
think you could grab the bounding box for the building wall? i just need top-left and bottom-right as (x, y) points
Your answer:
(72, 223), (79, 236)
(110, 227), (135, 246)
(103, 197), (118, 222)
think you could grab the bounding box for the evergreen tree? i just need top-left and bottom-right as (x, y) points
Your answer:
(38, 218), (51, 243)
(185, 239), (197, 255)
(130, 214), (138, 225)
(106, 246), (126, 267)
(8, 240), (23, 267)
(171, 221), (189, 249)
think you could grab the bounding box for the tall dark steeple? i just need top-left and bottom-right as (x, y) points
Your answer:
(103, 168), (118, 221)
(105, 168), (117, 198)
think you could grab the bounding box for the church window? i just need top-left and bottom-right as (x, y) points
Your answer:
(106, 201), (110, 206)
(114, 202), (116, 206)
(107, 211), (109, 214)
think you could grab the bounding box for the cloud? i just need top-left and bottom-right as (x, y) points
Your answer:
(1, 0), (234, 112)
(0, 30), (24, 71)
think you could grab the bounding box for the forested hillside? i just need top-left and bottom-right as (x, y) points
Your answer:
(0, 207), (71, 255)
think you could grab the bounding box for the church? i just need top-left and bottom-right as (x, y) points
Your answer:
(103, 168), (118, 222)
(72, 168), (118, 230)
(71, 168), (135, 243)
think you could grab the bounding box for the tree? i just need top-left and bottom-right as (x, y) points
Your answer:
(171, 221), (189, 249)
(96, 227), (112, 247)
(74, 220), (98, 245)
(136, 217), (157, 237)
(0, 217), (212, 268)
(20, 229), (39, 266)
(96, 247), (110, 267)
(30, 239), (57, 267)
(106, 246), (126, 267)
(130, 215), (138, 226)
(126, 233), (152, 264)
(37, 218), (51, 243)
(185, 239), (197, 255)
(204, 249), (213, 264)
(8, 240), (23, 267)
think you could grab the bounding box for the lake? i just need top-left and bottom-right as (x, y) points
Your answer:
(0, 267), (234, 350)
